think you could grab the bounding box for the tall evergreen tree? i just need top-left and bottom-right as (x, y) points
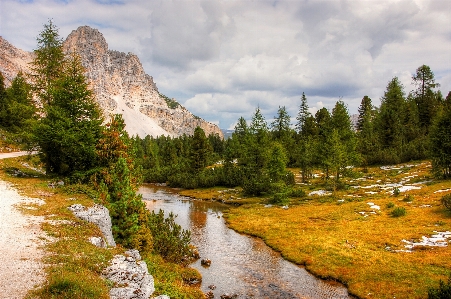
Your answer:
(295, 92), (310, 135)
(270, 106), (291, 141)
(356, 96), (377, 167)
(33, 43), (104, 175)
(412, 65), (440, 131)
(30, 20), (66, 106)
(190, 126), (212, 172)
(429, 92), (451, 178)
(375, 77), (406, 163)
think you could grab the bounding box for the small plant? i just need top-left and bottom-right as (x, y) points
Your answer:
(386, 202), (395, 208)
(269, 192), (289, 205)
(391, 206), (406, 217)
(393, 187), (400, 197)
(428, 275), (451, 299)
(148, 209), (192, 265)
(288, 188), (306, 198)
(403, 194), (414, 202)
(441, 194), (451, 211)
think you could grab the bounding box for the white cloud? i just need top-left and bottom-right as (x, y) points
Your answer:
(1, 0), (450, 129)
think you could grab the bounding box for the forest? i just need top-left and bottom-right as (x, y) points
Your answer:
(130, 69), (451, 203)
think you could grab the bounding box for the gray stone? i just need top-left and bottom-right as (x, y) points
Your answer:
(68, 204), (116, 247)
(103, 250), (155, 299)
(153, 296), (170, 299)
(89, 236), (106, 248)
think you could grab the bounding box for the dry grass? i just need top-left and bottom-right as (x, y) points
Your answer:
(0, 155), (205, 299)
(195, 161), (451, 299)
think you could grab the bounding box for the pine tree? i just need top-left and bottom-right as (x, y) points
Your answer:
(33, 47), (103, 175)
(295, 92), (310, 134)
(2, 72), (36, 133)
(30, 20), (66, 106)
(412, 65), (440, 131)
(430, 92), (451, 178)
(375, 77), (406, 163)
(356, 96), (377, 167)
(270, 106), (291, 141)
(190, 126), (212, 172)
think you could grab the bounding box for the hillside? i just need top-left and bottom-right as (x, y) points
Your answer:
(0, 27), (223, 138)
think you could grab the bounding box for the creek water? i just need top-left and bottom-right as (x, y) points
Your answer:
(140, 184), (352, 299)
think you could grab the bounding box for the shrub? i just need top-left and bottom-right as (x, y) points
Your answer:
(428, 275), (451, 299)
(441, 194), (451, 211)
(403, 194), (414, 202)
(288, 188), (306, 198)
(148, 210), (192, 265)
(269, 192), (289, 205)
(386, 202), (395, 208)
(391, 207), (406, 217)
(393, 187), (401, 197)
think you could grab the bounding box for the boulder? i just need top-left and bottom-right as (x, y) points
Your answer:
(103, 250), (155, 299)
(68, 204), (116, 247)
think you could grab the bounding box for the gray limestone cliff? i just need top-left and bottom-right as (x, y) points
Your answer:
(0, 27), (223, 138)
(63, 26), (223, 138)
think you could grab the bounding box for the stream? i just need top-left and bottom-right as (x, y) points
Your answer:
(140, 184), (352, 299)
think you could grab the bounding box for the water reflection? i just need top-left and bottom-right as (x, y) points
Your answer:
(140, 184), (351, 299)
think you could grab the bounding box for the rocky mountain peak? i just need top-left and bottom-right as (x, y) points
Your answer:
(0, 27), (223, 139)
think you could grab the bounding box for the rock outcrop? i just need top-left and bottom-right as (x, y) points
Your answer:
(0, 27), (223, 138)
(103, 249), (155, 299)
(68, 204), (116, 247)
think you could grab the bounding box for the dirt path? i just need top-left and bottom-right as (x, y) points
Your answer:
(0, 152), (46, 299)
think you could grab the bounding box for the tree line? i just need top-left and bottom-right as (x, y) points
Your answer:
(131, 65), (451, 198)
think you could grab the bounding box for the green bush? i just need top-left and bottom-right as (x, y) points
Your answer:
(428, 275), (451, 299)
(391, 207), (406, 217)
(403, 194), (414, 202)
(441, 194), (451, 211)
(269, 192), (289, 205)
(393, 187), (401, 197)
(148, 210), (192, 265)
(386, 202), (395, 208)
(288, 188), (306, 198)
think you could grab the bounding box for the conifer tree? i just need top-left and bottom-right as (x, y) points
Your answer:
(2, 73), (36, 133)
(356, 96), (377, 167)
(375, 77), (406, 163)
(270, 106), (291, 142)
(30, 20), (66, 106)
(295, 92), (310, 135)
(412, 65), (440, 131)
(190, 126), (212, 172)
(430, 92), (451, 178)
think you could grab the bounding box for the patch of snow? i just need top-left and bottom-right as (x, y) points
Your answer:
(396, 231), (451, 252)
(434, 189), (451, 194)
(308, 190), (331, 196)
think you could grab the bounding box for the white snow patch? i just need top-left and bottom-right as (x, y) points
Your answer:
(398, 231), (451, 252)
(309, 190), (331, 196)
(434, 189), (451, 194)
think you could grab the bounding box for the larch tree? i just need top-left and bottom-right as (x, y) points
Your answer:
(412, 65), (440, 131)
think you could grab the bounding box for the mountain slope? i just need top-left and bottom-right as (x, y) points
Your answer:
(0, 27), (223, 138)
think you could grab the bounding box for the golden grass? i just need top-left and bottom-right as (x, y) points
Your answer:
(191, 161), (451, 299)
(0, 155), (205, 299)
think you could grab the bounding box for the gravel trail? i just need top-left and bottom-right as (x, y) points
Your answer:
(0, 152), (46, 299)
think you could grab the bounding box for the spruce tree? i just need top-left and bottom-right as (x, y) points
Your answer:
(270, 106), (291, 142)
(375, 77), (406, 163)
(295, 92), (310, 135)
(356, 96), (377, 167)
(430, 92), (451, 178)
(190, 126), (212, 172)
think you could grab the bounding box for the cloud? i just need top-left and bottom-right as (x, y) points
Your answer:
(1, 0), (450, 129)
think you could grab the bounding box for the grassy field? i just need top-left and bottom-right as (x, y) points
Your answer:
(0, 155), (204, 299)
(181, 161), (451, 299)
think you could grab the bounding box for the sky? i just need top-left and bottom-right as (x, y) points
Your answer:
(1, 0), (450, 130)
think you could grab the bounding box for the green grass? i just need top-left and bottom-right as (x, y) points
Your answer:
(0, 156), (205, 299)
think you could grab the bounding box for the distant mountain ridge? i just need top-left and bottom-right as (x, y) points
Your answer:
(0, 26), (223, 138)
